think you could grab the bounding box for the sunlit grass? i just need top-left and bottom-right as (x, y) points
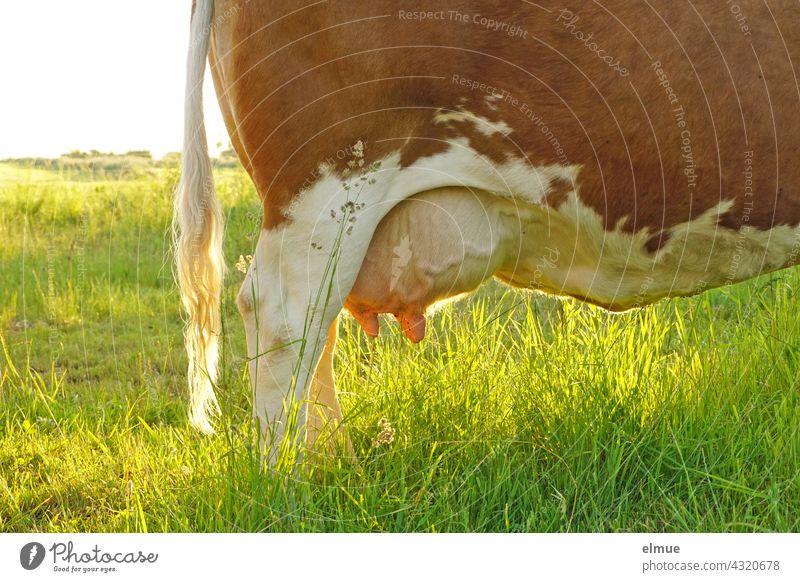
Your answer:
(0, 163), (798, 532)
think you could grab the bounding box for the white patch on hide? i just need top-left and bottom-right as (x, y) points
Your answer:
(433, 109), (513, 137)
(497, 193), (800, 309)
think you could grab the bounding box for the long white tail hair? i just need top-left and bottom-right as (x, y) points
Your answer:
(173, 0), (225, 433)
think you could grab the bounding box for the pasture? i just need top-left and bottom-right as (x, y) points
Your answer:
(0, 160), (798, 532)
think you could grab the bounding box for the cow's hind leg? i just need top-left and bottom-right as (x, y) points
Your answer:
(305, 315), (354, 459)
(241, 194), (390, 466)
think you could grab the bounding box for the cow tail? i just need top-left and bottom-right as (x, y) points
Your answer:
(173, 0), (224, 433)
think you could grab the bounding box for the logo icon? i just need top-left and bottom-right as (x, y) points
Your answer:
(20, 542), (46, 570)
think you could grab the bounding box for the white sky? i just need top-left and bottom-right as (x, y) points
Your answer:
(0, 1), (228, 159)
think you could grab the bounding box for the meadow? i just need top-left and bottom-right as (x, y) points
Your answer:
(0, 159), (798, 532)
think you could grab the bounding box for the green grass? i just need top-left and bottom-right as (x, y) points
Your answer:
(0, 161), (798, 532)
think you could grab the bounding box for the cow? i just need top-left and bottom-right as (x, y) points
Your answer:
(175, 0), (800, 463)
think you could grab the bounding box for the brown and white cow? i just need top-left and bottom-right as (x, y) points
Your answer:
(175, 0), (800, 461)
